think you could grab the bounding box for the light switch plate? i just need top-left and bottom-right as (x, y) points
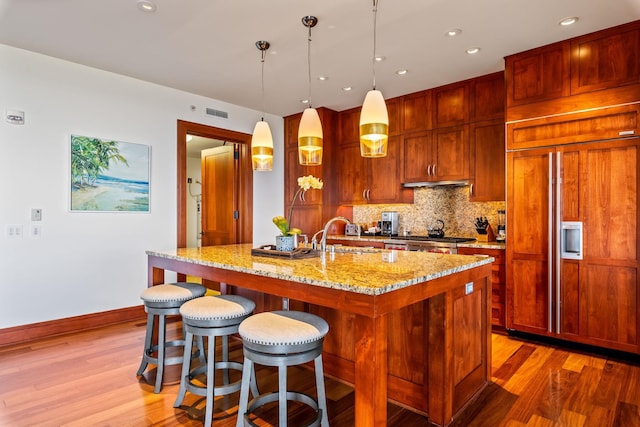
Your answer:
(31, 208), (42, 221)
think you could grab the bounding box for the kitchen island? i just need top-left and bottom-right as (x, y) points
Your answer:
(146, 244), (494, 427)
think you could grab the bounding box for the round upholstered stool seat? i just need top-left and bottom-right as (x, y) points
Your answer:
(174, 295), (257, 427)
(136, 282), (206, 393)
(236, 311), (330, 427)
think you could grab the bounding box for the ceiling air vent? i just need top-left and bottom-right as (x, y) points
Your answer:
(205, 107), (228, 119)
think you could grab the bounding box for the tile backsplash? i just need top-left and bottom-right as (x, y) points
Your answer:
(352, 187), (505, 238)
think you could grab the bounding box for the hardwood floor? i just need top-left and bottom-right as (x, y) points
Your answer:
(1, 319), (638, 427)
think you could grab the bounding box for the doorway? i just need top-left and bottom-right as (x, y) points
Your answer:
(176, 120), (253, 249)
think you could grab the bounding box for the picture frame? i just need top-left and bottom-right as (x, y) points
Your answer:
(70, 134), (150, 212)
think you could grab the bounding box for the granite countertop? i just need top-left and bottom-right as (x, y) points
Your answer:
(327, 235), (506, 251)
(146, 243), (493, 296)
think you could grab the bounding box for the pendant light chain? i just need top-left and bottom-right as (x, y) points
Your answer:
(372, 0), (378, 90)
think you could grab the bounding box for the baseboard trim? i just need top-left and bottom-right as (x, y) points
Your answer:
(0, 305), (146, 348)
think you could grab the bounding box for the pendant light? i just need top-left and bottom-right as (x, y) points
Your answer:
(251, 40), (274, 171)
(359, 0), (389, 158)
(298, 15), (323, 166)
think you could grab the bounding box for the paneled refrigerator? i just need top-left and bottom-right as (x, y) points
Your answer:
(506, 137), (639, 354)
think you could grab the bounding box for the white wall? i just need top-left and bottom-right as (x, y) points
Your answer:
(0, 44), (284, 328)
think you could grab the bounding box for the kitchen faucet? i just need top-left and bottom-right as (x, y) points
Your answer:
(312, 216), (352, 252)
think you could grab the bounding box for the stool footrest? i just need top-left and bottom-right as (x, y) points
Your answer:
(184, 361), (244, 398)
(244, 391), (322, 427)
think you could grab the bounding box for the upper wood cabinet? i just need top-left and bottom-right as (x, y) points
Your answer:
(469, 119), (505, 202)
(470, 72), (505, 122)
(570, 22), (640, 95)
(402, 126), (469, 183)
(336, 137), (411, 205)
(433, 81), (469, 128)
(507, 103), (640, 150)
(386, 97), (401, 136)
(505, 42), (571, 108)
(401, 90), (432, 133)
(339, 106), (361, 146)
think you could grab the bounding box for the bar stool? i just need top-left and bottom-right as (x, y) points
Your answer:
(137, 282), (206, 393)
(174, 295), (257, 427)
(236, 310), (329, 427)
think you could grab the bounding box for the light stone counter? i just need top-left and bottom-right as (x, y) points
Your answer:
(328, 234), (506, 251)
(146, 243), (493, 296)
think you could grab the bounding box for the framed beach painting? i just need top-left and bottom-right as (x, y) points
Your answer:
(70, 135), (150, 212)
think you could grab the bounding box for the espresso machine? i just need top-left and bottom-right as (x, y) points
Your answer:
(381, 211), (399, 236)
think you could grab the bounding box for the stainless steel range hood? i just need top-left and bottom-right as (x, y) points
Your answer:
(402, 179), (470, 188)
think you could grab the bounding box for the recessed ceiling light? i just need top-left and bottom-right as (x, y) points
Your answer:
(301, 99), (310, 104)
(466, 47), (481, 55)
(445, 29), (462, 37)
(137, 0), (156, 12)
(559, 16), (579, 26)
(396, 69), (408, 75)
(318, 76), (328, 81)
(375, 56), (386, 62)
(342, 86), (352, 91)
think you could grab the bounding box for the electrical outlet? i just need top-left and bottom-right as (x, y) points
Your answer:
(31, 224), (42, 238)
(465, 282), (474, 295)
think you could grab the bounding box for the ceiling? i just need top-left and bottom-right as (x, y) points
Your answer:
(1, 0), (639, 118)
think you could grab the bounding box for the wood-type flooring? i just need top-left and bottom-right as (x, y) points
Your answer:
(0, 318), (638, 426)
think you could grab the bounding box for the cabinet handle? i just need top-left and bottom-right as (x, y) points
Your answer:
(433, 164), (436, 176)
(362, 189), (367, 200)
(367, 189), (371, 200)
(556, 152), (562, 334)
(547, 152), (553, 334)
(300, 191), (305, 202)
(427, 164), (432, 176)
(469, 183), (474, 196)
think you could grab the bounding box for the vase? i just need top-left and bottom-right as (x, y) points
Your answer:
(276, 235), (296, 252)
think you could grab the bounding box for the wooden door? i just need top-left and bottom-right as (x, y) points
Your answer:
(201, 145), (237, 246)
(506, 148), (553, 335)
(469, 120), (505, 201)
(402, 131), (432, 183)
(432, 125), (469, 181)
(559, 138), (639, 352)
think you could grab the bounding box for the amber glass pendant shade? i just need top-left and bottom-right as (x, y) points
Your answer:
(298, 107), (323, 165)
(251, 120), (273, 171)
(359, 89), (388, 157)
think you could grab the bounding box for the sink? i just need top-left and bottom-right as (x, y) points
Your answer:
(330, 246), (384, 254)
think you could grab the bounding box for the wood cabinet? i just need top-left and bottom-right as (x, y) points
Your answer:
(505, 20), (640, 121)
(469, 119), (505, 201)
(402, 90), (432, 133)
(570, 22), (640, 95)
(470, 71), (505, 122)
(458, 247), (506, 328)
(507, 103), (640, 150)
(506, 138), (639, 354)
(284, 108), (336, 235)
(505, 42), (570, 108)
(433, 81), (469, 128)
(401, 126), (469, 184)
(336, 136), (412, 205)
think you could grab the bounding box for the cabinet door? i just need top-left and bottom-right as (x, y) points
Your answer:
(284, 112), (302, 149)
(285, 149), (323, 205)
(560, 139), (639, 352)
(433, 82), (469, 128)
(288, 204), (323, 237)
(433, 125), (469, 181)
(469, 120), (505, 201)
(506, 148), (553, 334)
(402, 131), (432, 183)
(458, 247), (506, 328)
(335, 144), (366, 205)
(505, 42), (570, 108)
(570, 24), (640, 95)
(402, 90), (432, 133)
(470, 72), (505, 122)
(339, 107), (361, 146)
(386, 97), (401, 137)
(367, 136), (407, 203)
